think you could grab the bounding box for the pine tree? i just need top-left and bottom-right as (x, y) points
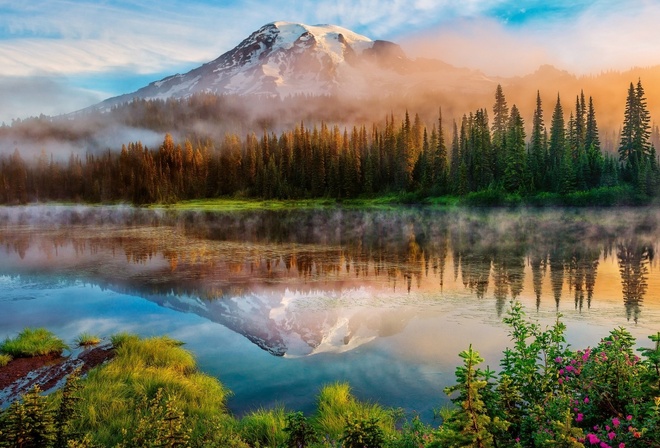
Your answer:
(619, 79), (652, 167)
(433, 108), (449, 194)
(549, 94), (566, 191)
(585, 97), (604, 188)
(449, 120), (460, 193)
(503, 105), (527, 193)
(2, 385), (56, 447)
(491, 84), (509, 182)
(529, 91), (547, 191)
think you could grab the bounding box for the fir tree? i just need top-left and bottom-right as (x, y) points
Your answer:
(619, 79), (652, 167)
(549, 94), (566, 191)
(503, 105), (527, 193)
(491, 84), (509, 182)
(529, 91), (547, 190)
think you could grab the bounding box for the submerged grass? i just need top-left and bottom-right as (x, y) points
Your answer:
(0, 327), (68, 358)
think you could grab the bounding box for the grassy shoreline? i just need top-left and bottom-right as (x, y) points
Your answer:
(153, 186), (654, 212)
(2, 310), (659, 447)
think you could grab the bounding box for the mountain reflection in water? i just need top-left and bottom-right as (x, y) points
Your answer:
(0, 205), (659, 358)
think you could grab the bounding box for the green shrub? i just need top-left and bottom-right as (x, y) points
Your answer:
(0, 328), (68, 358)
(283, 411), (319, 448)
(340, 416), (386, 448)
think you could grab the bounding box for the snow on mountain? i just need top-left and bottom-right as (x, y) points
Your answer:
(102, 21), (410, 106)
(145, 285), (414, 357)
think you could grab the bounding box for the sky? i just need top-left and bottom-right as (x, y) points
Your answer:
(1, 0), (660, 123)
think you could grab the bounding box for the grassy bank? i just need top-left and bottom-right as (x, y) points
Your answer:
(2, 309), (659, 447)
(154, 186), (652, 212)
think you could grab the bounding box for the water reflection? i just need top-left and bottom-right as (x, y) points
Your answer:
(618, 239), (654, 323)
(0, 206), (658, 356)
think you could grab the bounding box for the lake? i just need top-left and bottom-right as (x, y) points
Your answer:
(1, 205), (659, 420)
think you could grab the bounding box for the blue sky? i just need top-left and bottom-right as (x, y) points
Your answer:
(1, 0), (659, 122)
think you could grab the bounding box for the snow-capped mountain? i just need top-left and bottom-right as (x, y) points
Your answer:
(102, 21), (412, 105)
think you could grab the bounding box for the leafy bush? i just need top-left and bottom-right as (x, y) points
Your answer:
(0, 328), (68, 358)
(340, 416), (386, 448)
(433, 301), (660, 447)
(283, 411), (319, 448)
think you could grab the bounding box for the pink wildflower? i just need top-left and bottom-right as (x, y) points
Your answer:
(584, 397), (590, 403)
(619, 444), (625, 448)
(626, 415), (633, 421)
(608, 432), (616, 440)
(586, 433), (600, 444)
(612, 417), (620, 427)
(576, 413), (584, 422)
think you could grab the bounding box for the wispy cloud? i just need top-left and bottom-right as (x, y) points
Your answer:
(0, 75), (103, 124)
(1, 0), (659, 121)
(400, 0), (660, 76)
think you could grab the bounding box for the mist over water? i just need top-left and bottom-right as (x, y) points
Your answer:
(1, 205), (659, 417)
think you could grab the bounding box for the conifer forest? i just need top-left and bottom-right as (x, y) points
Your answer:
(1, 82), (659, 206)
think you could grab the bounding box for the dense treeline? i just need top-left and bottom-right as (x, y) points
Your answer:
(1, 82), (659, 205)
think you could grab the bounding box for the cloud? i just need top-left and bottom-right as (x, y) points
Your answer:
(0, 76), (103, 123)
(398, 1), (660, 76)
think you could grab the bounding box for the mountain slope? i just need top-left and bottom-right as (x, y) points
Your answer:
(102, 21), (415, 106)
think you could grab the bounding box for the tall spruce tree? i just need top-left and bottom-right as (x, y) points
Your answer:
(619, 79), (652, 167)
(491, 85), (509, 183)
(585, 96), (604, 188)
(549, 94), (566, 191)
(529, 91), (547, 190)
(503, 105), (527, 193)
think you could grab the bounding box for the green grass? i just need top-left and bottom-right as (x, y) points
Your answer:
(74, 334), (229, 446)
(314, 382), (397, 442)
(0, 353), (11, 366)
(0, 327), (68, 358)
(154, 194), (447, 212)
(74, 332), (101, 347)
(238, 406), (288, 447)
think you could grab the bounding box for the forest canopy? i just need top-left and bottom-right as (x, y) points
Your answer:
(1, 82), (659, 205)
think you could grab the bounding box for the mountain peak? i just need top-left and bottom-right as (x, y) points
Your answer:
(99, 21), (406, 106)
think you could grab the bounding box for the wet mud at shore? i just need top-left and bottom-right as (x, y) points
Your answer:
(0, 344), (115, 407)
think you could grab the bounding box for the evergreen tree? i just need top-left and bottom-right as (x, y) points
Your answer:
(619, 79), (652, 167)
(491, 84), (509, 182)
(503, 105), (527, 193)
(585, 97), (604, 188)
(433, 109), (449, 194)
(549, 94), (566, 191)
(529, 91), (547, 190)
(449, 120), (460, 193)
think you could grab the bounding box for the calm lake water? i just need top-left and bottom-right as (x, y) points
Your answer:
(1, 205), (659, 419)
